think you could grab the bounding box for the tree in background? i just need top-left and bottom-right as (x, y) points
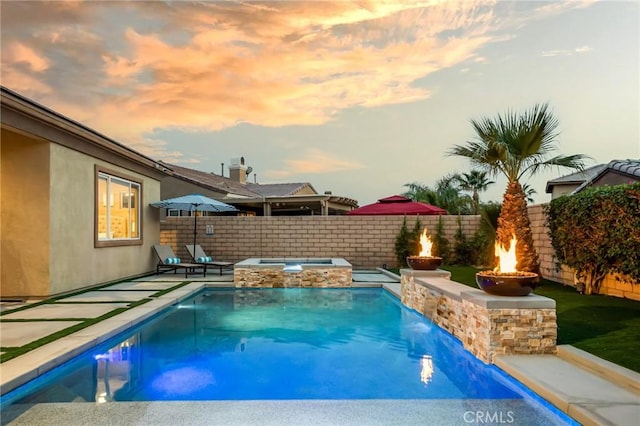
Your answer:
(448, 102), (589, 274)
(452, 170), (494, 214)
(403, 175), (473, 215)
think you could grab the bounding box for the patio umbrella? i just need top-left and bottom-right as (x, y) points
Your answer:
(151, 194), (238, 258)
(346, 195), (447, 215)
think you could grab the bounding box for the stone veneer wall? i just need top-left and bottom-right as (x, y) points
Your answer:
(528, 204), (640, 301)
(401, 270), (557, 364)
(234, 267), (352, 288)
(160, 215), (480, 269)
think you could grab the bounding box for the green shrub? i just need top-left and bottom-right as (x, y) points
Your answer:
(394, 216), (423, 267)
(453, 216), (474, 265)
(546, 182), (640, 294)
(432, 215), (451, 263)
(470, 230), (493, 267)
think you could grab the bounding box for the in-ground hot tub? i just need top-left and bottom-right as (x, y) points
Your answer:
(234, 258), (352, 288)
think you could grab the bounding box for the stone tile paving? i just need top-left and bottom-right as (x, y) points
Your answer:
(131, 272), (234, 283)
(1, 303), (129, 320)
(1, 321), (83, 347)
(0, 301), (36, 313)
(100, 281), (179, 291)
(61, 290), (157, 303)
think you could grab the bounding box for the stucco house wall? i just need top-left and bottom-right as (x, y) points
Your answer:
(1, 131), (51, 297)
(48, 144), (161, 295)
(1, 87), (165, 299)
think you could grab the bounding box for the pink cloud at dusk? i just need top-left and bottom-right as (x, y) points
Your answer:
(2, 0), (636, 207)
(1, 0), (582, 161)
(269, 149), (365, 179)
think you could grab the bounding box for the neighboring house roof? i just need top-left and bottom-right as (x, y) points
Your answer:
(572, 159), (640, 194)
(607, 159), (640, 177)
(162, 162), (358, 214)
(161, 162), (258, 197)
(162, 161), (316, 198)
(246, 182), (317, 197)
(545, 164), (606, 193)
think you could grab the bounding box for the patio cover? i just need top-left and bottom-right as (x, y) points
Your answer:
(346, 195), (447, 215)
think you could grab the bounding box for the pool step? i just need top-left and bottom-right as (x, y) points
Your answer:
(494, 351), (640, 426)
(556, 345), (640, 394)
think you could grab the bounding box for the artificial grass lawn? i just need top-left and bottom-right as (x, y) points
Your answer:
(0, 280), (193, 363)
(441, 265), (640, 373)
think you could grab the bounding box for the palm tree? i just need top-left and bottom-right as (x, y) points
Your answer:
(522, 183), (537, 204)
(403, 177), (473, 214)
(448, 102), (589, 274)
(435, 174), (474, 214)
(403, 182), (439, 205)
(452, 170), (495, 214)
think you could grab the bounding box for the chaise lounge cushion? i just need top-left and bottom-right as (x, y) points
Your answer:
(185, 244), (234, 276)
(153, 245), (206, 277)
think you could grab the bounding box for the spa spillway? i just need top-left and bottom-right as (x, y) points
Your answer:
(234, 258), (352, 288)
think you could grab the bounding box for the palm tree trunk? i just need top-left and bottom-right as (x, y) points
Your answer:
(473, 190), (479, 215)
(496, 181), (541, 275)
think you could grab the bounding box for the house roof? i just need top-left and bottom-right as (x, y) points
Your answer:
(162, 161), (317, 198)
(572, 159), (640, 194)
(162, 161), (359, 213)
(545, 164), (607, 193)
(607, 159), (640, 177)
(160, 162), (258, 197)
(246, 182), (317, 197)
(1, 86), (165, 177)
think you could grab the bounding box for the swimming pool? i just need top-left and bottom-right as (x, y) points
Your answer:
(1, 288), (575, 424)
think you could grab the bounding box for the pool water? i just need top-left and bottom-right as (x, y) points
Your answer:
(1, 289), (575, 423)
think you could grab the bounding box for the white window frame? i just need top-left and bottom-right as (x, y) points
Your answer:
(95, 166), (143, 247)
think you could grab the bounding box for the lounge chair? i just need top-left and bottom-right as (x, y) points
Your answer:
(153, 244), (207, 277)
(185, 244), (234, 275)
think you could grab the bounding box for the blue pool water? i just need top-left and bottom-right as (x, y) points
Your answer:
(1, 288), (575, 423)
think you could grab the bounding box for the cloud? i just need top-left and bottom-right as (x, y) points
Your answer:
(0, 0), (597, 161)
(541, 45), (594, 57)
(267, 149), (365, 179)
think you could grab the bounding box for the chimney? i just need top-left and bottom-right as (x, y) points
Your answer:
(229, 156), (247, 184)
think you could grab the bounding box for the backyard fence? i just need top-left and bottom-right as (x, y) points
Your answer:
(159, 207), (640, 300)
(159, 214), (480, 269)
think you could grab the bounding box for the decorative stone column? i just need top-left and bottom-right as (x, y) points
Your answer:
(400, 269), (557, 364)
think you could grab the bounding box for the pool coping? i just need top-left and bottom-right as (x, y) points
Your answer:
(1, 280), (638, 426)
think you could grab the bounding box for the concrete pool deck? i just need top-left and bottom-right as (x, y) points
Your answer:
(1, 271), (638, 425)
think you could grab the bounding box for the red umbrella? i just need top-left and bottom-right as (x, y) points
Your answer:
(346, 195), (447, 215)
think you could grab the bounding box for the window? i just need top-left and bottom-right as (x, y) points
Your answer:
(96, 167), (142, 247)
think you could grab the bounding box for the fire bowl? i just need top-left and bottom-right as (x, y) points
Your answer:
(406, 256), (443, 271)
(475, 271), (538, 296)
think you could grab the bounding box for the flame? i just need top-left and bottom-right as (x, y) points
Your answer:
(494, 234), (518, 273)
(418, 229), (433, 257)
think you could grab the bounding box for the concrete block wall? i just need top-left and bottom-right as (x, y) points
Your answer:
(160, 215), (481, 269)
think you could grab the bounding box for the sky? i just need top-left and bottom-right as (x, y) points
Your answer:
(1, 0), (638, 206)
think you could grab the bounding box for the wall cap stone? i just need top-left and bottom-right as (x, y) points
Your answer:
(462, 289), (556, 309)
(413, 277), (464, 301)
